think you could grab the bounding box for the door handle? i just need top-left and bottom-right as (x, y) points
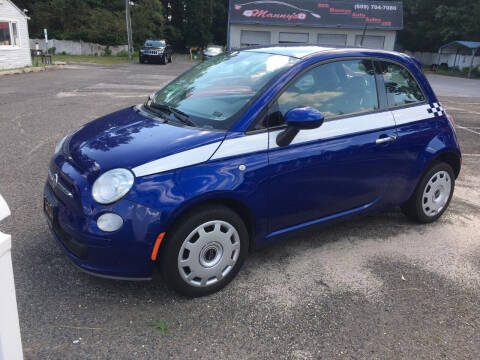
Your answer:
(375, 135), (397, 144)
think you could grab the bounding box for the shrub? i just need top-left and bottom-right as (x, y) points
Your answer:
(104, 46), (112, 56)
(47, 47), (56, 55)
(116, 50), (129, 57)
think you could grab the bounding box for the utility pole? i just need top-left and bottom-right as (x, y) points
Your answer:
(125, 0), (133, 60)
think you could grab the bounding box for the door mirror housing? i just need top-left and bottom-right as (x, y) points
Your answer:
(277, 107), (324, 147)
(285, 106), (324, 129)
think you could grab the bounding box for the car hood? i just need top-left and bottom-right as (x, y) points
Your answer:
(66, 106), (226, 176)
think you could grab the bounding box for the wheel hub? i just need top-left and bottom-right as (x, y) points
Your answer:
(199, 242), (223, 268)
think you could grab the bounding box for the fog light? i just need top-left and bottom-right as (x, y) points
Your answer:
(97, 213), (123, 232)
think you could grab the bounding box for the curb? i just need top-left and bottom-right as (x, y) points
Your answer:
(0, 64), (64, 76)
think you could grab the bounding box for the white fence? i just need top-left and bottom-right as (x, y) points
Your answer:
(0, 195), (23, 360)
(405, 50), (480, 70)
(30, 39), (128, 56)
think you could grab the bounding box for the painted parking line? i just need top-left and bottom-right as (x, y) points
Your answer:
(462, 153), (480, 157)
(456, 126), (480, 136)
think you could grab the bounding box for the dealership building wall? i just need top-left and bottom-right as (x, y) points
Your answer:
(229, 23), (397, 50)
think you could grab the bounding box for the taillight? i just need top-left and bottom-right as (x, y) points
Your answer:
(447, 113), (456, 127)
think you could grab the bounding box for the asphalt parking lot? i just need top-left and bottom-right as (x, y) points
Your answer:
(0, 59), (479, 359)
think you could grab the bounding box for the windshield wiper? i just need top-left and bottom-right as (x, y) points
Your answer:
(149, 103), (196, 127)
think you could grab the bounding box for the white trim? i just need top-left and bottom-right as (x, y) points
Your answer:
(0, 19), (20, 48)
(211, 132), (269, 160)
(132, 142), (222, 177)
(2, 0), (29, 19)
(391, 104), (435, 125)
(269, 110), (396, 149)
(131, 104), (438, 176)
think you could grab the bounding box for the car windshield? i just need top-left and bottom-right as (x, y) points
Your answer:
(145, 40), (165, 47)
(151, 51), (298, 130)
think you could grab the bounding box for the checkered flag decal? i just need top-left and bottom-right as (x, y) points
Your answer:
(427, 103), (446, 117)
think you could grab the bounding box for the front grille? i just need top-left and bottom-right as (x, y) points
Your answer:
(48, 168), (73, 198)
(144, 50), (162, 55)
(45, 184), (88, 260)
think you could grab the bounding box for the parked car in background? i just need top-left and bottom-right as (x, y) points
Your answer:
(45, 45), (461, 297)
(139, 39), (173, 65)
(203, 44), (224, 60)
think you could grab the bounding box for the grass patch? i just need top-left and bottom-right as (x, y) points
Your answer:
(152, 320), (169, 335)
(53, 54), (136, 65)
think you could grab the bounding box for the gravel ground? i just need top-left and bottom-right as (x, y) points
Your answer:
(0, 59), (479, 360)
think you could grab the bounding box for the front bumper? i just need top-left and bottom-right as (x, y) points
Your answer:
(44, 178), (164, 280)
(140, 53), (165, 62)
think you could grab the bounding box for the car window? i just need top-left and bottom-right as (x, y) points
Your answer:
(262, 59), (378, 128)
(152, 52), (298, 131)
(377, 61), (425, 106)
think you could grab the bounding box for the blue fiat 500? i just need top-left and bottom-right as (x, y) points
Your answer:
(44, 46), (461, 296)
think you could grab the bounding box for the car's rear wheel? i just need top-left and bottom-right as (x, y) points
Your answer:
(401, 162), (454, 223)
(160, 206), (249, 297)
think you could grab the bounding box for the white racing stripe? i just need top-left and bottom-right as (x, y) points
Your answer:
(132, 104), (440, 177)
(270, 110), (396, 149)
(211, 132), (269, 160)
(132, 142), (222, 177)
(392, 103), (438, 125)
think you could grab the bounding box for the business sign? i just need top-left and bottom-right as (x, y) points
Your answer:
(229, 0), (403, 30)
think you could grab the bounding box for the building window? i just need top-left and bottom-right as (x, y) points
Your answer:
(0, 21), (19, 46)
(354, 35), (385, 50)
(279, 32), (309, 44)
(317, 34), (347, 46)
(240, 30), (271, 47)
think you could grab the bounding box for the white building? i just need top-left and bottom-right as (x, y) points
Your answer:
(0, 0), (31, 70)
(227, 0), (403, 51)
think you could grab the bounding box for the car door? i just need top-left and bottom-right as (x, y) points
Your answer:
(265, 58), (398, 234)
(374, 60), (434, 205)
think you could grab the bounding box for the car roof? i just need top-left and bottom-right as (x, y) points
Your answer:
(243, 44), (403, 60)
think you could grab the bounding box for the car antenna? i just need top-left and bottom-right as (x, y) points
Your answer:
(360, 21), (368, 47)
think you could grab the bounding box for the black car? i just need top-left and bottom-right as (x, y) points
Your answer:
(139, 40), (173, 65)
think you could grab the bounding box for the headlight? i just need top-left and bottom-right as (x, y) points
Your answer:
(54, 135), (68, 154)
(92, 168), (135, 204)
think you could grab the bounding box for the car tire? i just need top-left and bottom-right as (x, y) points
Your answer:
(168, 54), (172, 63)
(139, 57), (144, 64)
(160, 205), (249, 297)
(160, 55), (166, 65)
(401, 162), (455, 223)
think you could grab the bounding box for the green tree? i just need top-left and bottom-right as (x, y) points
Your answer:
(131, 0), (165, 49)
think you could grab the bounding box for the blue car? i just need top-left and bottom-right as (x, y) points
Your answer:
(44, 45), (461, 296)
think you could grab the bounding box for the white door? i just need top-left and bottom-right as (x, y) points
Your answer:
(355, 35), (385, 49)
(317, 34), (347, 46)
(240, 30), (271, 47)
(279, 32), (309, 44)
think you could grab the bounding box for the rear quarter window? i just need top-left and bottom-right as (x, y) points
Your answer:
(377, 61), (425, 107)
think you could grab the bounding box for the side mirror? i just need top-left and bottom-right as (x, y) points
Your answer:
(276, 107), (324, 147)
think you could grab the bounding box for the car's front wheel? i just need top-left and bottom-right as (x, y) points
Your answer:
(160, 206), (249, 297)
(401, 162), (455, 223)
